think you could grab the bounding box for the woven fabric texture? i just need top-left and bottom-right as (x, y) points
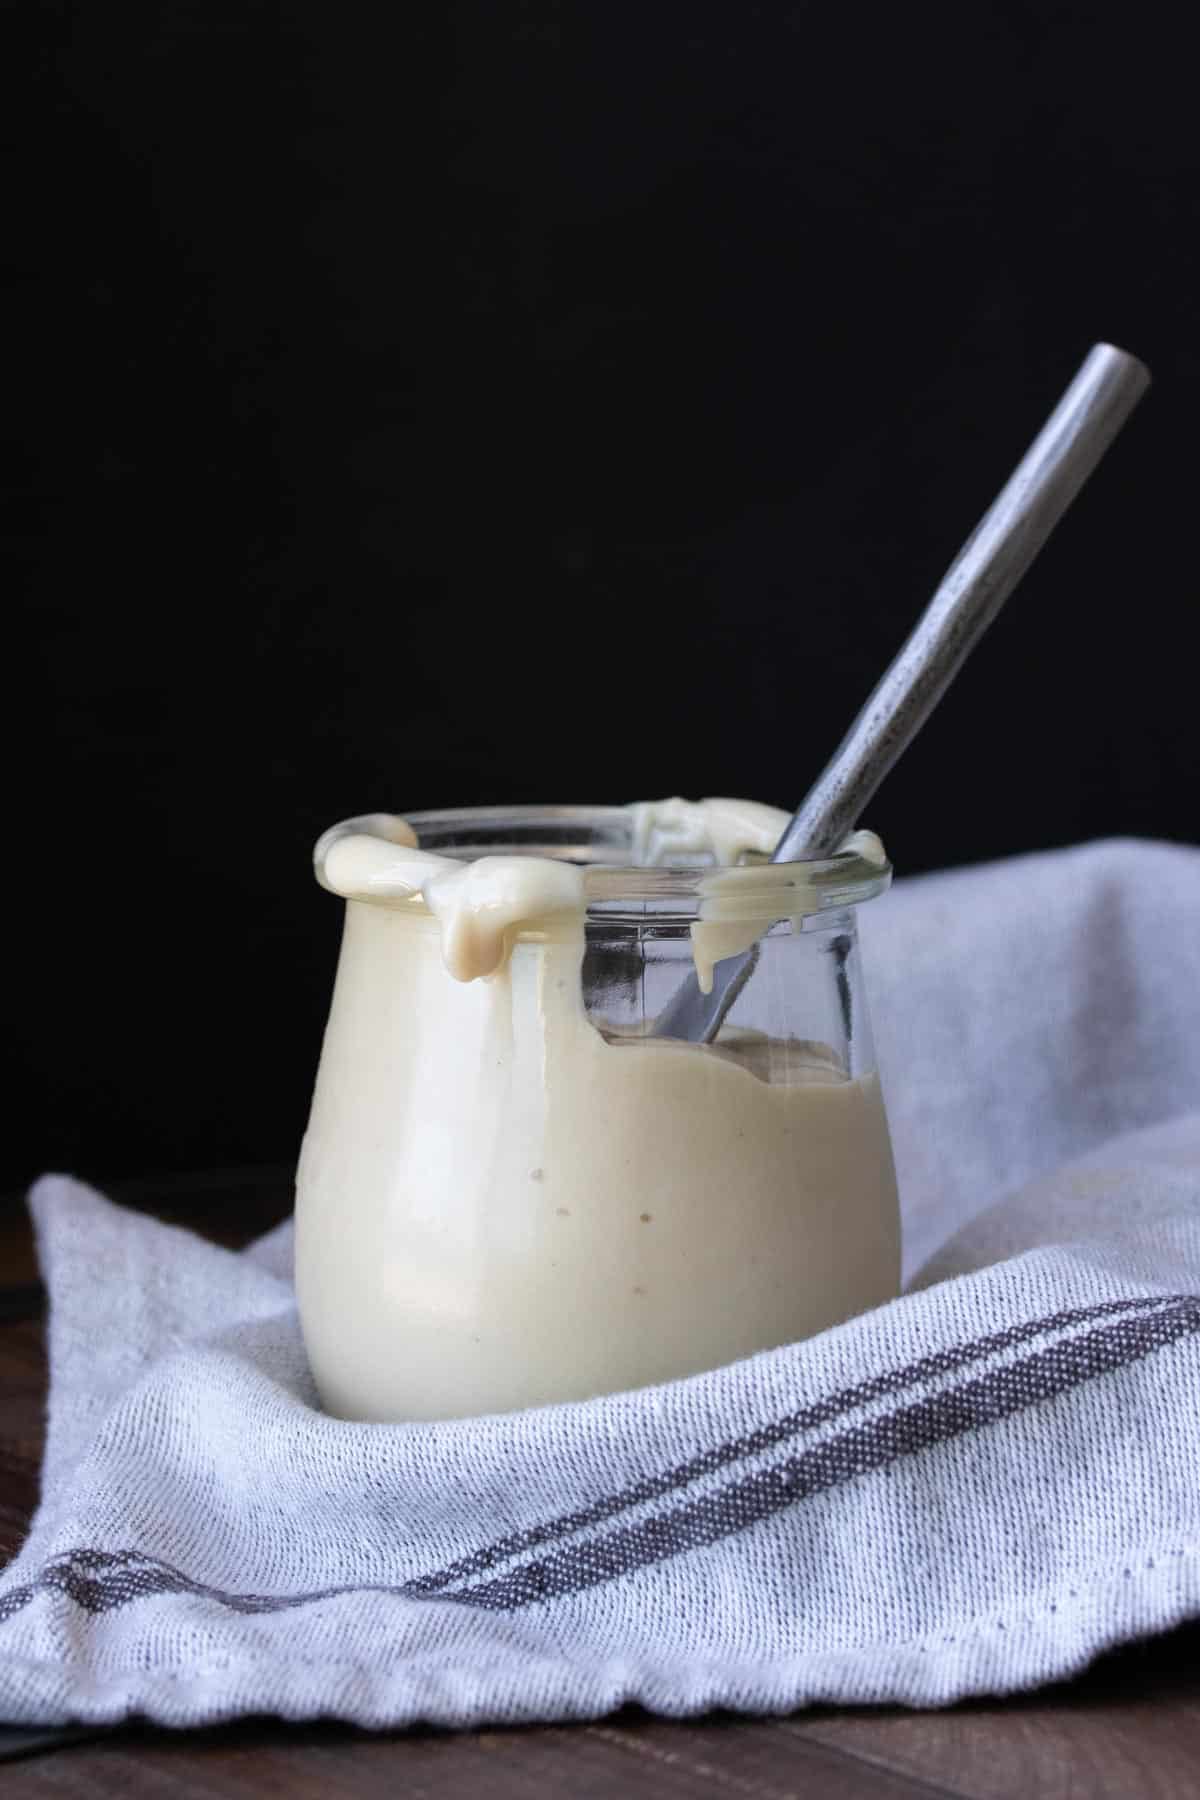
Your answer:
(3, 838), (1199, 1728)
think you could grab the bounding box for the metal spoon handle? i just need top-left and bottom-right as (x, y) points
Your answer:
(774, 342), (1151, 862)
(654, 341), (1151, 1044)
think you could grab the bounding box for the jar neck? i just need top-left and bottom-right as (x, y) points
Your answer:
(391, 805), (892, 924)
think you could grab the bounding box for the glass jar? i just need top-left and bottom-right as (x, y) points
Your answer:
(295, 805), (900, 1421)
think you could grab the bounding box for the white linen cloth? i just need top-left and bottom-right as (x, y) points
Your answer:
(2, 837), (1199, 1728)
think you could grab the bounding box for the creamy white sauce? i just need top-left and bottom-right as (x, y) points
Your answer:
(319, 830), (586, 983)
(296, 799), (899, 1419)
(295, 908), (899, 1420)
(631, 798), (887, 992)
(630, 795), (791, 866)
(314, 798), (886, 991)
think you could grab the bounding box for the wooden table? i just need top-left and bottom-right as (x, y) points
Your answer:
(3, 1171), (1200, 1796)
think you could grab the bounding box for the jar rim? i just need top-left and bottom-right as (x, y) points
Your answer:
(398, 804), (892, 910)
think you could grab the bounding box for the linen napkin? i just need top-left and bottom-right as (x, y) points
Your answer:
(3, 837), (1200, 1729)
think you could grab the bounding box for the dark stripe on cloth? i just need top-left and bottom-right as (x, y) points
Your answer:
(0, 1293), (1193, 1626)
(450, 1295), (1200, 1611)
(406, 1294), (1178, 1597)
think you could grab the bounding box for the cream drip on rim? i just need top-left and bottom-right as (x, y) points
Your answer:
(630, 795), (791, 866)
(314, 801), (887, 988)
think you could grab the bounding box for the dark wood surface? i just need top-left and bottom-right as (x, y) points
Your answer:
(3, 1173), (1200, 1796)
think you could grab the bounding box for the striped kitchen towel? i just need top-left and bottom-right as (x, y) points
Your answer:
(3, 838), (1200, 1727)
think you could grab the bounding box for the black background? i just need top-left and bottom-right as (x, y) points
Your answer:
(7, 1), (1197, 1190)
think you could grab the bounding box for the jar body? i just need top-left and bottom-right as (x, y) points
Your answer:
(295, 808), (900, 1420)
